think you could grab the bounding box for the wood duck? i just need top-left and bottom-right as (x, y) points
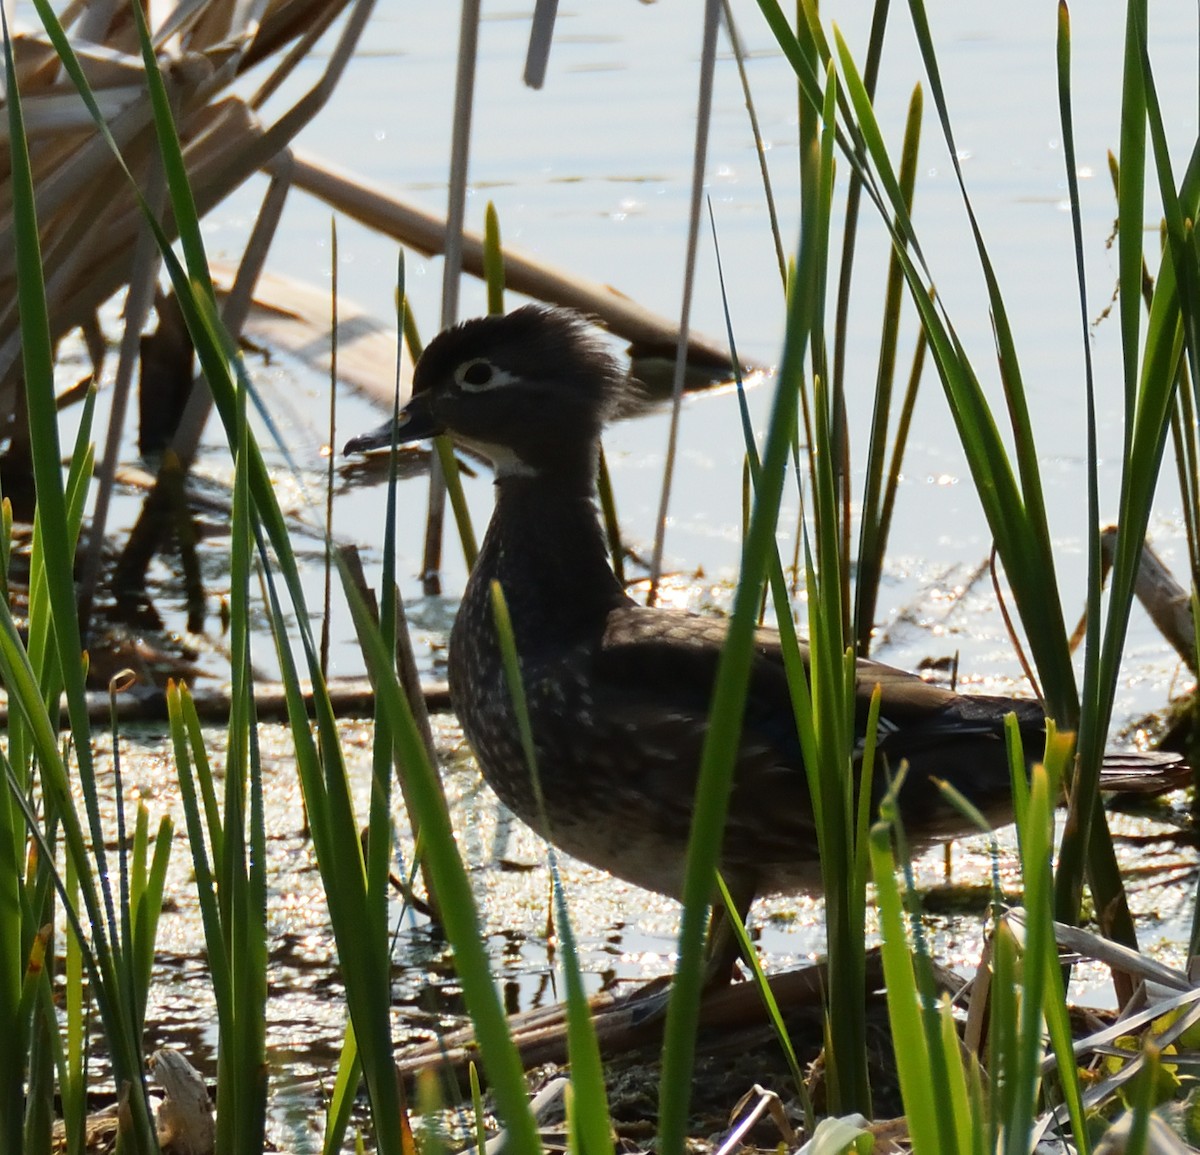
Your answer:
(346, 305), (1186, 923)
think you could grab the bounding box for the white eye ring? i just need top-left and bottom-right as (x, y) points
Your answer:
(454, 358), (517, 392)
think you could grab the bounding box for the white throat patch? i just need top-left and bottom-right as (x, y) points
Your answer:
(457, 435), (539, 478)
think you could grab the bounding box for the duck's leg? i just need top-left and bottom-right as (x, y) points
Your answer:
(702, 873), (757, 988)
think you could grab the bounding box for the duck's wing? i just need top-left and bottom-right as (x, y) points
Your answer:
(590, 607), (1186, 856)
(588, 607), (817, 865)
(591, 609), (786, 762)
(593, 605), (975, 753)
(591, 608), (1018, 836)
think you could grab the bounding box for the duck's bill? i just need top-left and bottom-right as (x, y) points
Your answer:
(343, 393), (444, 455)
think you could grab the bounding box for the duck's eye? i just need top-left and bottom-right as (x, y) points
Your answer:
(455, 358), (518, 392)
(457, 358), (496, 390)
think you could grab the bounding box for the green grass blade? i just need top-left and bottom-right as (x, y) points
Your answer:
(484, 202), (506, 315)
(1117, 0), (1148, 426)
(469, 1063), (488, 1154)
(854, 82), (922, 653)
(1054, 0), (1109, 950)
(869, 818), (940, 1153)
(1065, 0), (1200, 940)
(596, 448), (625, 587)
(220, 377), (270, 1148)
(323, 1022), (363, 1155)
(263, 558), (409, 1152)
(399, 310), (478, 570)
(130, 807), (173, 1033)
(658, 75), (829, 1140)
(715, 874), (809, 1111)
(344, 571), (541, 1151)
(490, 580), (613, 1155)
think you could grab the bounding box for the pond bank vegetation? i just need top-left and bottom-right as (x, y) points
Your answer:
(2, 1), (1200, 1153)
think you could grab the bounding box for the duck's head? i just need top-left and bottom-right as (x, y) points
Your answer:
(344, 305), (628, 481)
